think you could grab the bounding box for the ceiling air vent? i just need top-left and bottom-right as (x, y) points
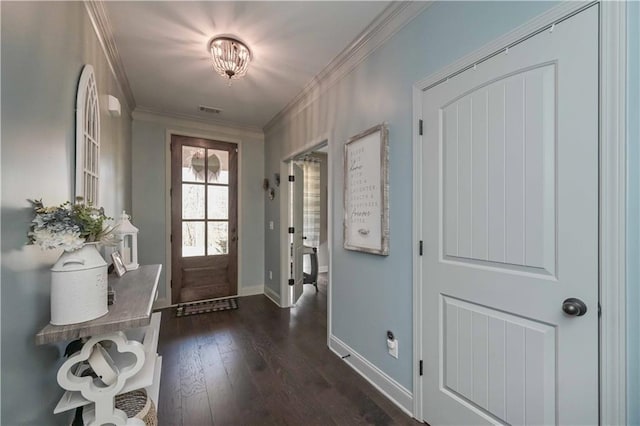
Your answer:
(199, 105), (222, 114)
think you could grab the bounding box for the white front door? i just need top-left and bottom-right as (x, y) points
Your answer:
(289, 162), (305, 305)
(421, 5), (598, 425)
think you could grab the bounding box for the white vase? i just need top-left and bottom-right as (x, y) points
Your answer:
(50, 244), (108, 325)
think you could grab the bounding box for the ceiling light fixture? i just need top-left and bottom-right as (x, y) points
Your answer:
(208, 36), (252, 85)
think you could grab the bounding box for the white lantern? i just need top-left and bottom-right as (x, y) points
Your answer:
(114, 211), (139, 271)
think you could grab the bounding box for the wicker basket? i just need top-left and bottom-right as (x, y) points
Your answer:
(115, 389), (158, 426)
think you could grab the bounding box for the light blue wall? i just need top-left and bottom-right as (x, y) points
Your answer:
(1, 2), (133, 424)
(264, 1), (558, 389)
(131, 120), (168, 299)
(131, 117), (265, 302)
(264, 139), (284, 296)
(627, 1), (640, 424)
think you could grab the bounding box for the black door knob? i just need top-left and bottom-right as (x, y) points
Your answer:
(562, 298), (588, 316)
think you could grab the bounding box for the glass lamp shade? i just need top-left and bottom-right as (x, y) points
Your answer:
(209, 37), (251, 81)
(114, 211), (139, 271)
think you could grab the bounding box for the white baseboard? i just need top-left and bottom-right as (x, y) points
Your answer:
(264, 286), (282, 307)
(329, 335), (414, 417)
(153, 297), (170, 310)
(239, 284), (264, 297)
(318, 265), (329, 273)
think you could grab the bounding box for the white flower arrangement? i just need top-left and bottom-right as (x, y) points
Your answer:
(28, 198), (118, 252)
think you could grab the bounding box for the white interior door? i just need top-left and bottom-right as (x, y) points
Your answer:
(290, 163), (305, 305)
(421, 6), (598, 425)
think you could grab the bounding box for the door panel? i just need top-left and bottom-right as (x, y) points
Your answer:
(291, 163), (304, 304)
(422, 6), (598, 425)
(171, 135), (238, 303)
(442, 296), (556, 425)
(442, 65), (556, 274)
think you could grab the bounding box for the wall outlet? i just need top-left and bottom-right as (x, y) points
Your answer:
(269, 270), (273, 280)
(269, 221), (274, 230)
(387, 338), (398, 359)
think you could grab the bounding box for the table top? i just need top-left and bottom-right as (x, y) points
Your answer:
(35, 264), (162, 345)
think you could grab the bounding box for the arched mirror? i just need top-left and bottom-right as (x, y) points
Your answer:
(75, 64), (100, 205)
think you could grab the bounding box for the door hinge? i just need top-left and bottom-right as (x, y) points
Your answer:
(419, 360), (423, 376)
(288, 227), (295, 234)
(598, 303), (602, 317)
(170, 143), (173, 151)
(288, 278), (295, 286)
(419, 119), (423, 136)
(170, 234), (172, 243)
(170, 187), (172, 198)
(419, 240), (424, 256)
(289, 175), (295, 182)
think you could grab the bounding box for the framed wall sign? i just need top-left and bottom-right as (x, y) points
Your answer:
(343, 123), (389, 255)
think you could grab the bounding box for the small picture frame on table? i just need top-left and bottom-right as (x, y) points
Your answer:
(111, 251), (127, 277)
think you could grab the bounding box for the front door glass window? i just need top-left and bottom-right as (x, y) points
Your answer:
(181, 146), (230, 257)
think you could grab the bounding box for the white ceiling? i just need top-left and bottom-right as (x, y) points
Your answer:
(104, 1), (391, 129)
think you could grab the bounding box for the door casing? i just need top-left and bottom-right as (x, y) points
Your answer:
(411, 1), (628, 423)
(278, 136), (332, 329)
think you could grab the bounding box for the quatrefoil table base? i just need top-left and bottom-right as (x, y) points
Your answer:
(35, 265), (163, 426)
(58, 332), (146, 425)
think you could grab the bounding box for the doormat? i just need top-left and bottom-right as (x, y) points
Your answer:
(176, 298), (238, 317)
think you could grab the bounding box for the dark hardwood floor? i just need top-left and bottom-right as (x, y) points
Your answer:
(157, 274), (420, 425)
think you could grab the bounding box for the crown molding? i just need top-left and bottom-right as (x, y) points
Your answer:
(263, 1), (434, 134)
(84, 0), (136, 111)
(133, 107), (264, 140)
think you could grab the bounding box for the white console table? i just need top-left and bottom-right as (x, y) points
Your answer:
(36, 265), (163, 426)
